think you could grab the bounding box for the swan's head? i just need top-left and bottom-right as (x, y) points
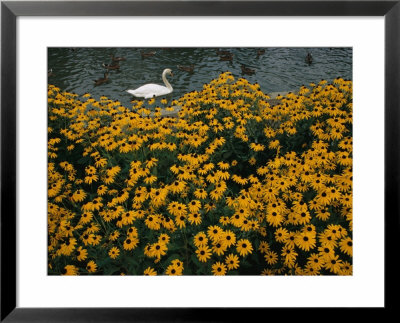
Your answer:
(164, 68), (173, 77)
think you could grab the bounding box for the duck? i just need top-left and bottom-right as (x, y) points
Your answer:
(257, 49), (266, 58)
(140, 50), (156, 58)
(126, 68), (173, 99)
(306, 53), (313, 65)
(110, 54), (126, 62)
(240, 64), (255, 75)
(216, 49), (232, 56)
(219, 53), (233, 61)
(177, 64), (194, 73)
(94, 72), (109, 86)
(48, 68), (55, 77)
(102, 62), (120, 70)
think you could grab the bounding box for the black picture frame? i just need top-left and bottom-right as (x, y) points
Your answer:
(1, 1), (398, 321)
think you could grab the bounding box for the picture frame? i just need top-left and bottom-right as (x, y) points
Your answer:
(1, 0), (398, 321)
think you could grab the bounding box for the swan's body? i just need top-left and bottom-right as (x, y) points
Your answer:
(127, 68), (173, 99)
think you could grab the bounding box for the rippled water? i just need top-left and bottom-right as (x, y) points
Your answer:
(48, 47), (352, 107)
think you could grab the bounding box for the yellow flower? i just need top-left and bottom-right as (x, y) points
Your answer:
(86, 260), (97, 273)
(62, 265), (78, 275)
(144, 267), (157, 275)
(196, 245), (212, 263)
(166, 263), (182, 275)
(123, 237), (139, 250)
(236, 239), (253, 257)
(211, 262), (227, 275)
(225, 253), (240, 270)
(250, 142), (265, 152)
(194, 188), (208, 200)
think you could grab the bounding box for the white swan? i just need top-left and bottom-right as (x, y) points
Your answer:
(127, 68), (173, 99)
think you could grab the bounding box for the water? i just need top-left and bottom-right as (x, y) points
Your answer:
(48, 47), (352, 107)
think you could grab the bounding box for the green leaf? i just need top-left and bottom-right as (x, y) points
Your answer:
(164, 253), (182, 265)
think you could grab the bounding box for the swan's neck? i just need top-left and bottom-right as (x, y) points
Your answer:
(162, 72), (173, 90)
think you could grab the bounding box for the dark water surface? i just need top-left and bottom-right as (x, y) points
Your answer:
(48, 47), (352, 107)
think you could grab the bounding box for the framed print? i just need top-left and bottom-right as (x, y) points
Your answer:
(1, 0), (398, 321)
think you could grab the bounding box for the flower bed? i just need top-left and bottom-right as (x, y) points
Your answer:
(48, 72), (352, 275)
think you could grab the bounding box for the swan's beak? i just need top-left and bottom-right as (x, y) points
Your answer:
(170, 72), (174, 77)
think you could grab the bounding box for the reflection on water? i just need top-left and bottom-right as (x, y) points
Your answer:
(48, 47), (352, 107)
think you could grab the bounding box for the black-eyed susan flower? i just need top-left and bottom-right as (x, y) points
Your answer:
(86, 260), (97, 273)
(274, 227), (289, 243)
(126, 226), (138, 238)
(339, 261), (352, 275)
(193, 231), (208, 248)
(81, 233), (95, 246)
(318, 231), (338, 249)
(62, 265), (78, 276)
(188, 200), (201, 214)
(144, 267), (157, 275)
(123, 237), (139, 251)
(211, 262), (227, 276)
(196, 245), (212, 263)
(318, 245), (335, 260)
(194, 188), (208, 200)
(75, 246), (88, 262)
(80, 211), (93, 225)
(266, 210), (284, 227)
(109, 246), (120, 259)
(199, 197), (213, 210)
(221, 230), (236, 248)
(294, 231), (316, 251)
(166, 263), (182, 276)
(324, 255), (343, 274)
(211, 240), (228, 256)
(162, 216), (176, 231)
(72, 189), (87, 203)
(144, 214), (161, 230)
(264, 250), (279, 265)
(225, 253), (240, 270)
(236, 239), (253, 257)
(339, 237), (352, 256)
(168, 180), (186, 194)
(207, 225), (223, 242)
(158, 233), (170, 245)
(57, 237), (75, 256)
(281, 245), (298, 268)
(188, 212), (202, 225)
